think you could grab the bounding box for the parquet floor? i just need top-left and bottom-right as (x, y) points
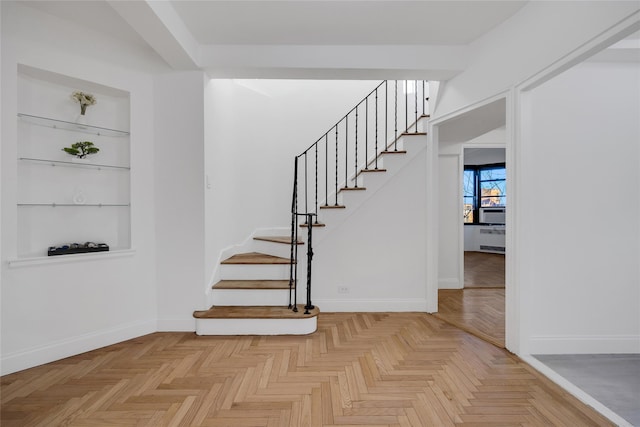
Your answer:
(433, 252), (506, 348)
(463, 252), (505, 288)
(1, 313), (612, 426)
(434, 289), (506, 348)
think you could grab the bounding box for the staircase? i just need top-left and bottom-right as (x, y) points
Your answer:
(194, 80), (430, 335)
(193, 238), (320, 335)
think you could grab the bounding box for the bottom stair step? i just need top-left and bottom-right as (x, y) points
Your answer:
(193, 305), (319, 336)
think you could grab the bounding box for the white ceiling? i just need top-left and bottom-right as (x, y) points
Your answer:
(169, 1), (527, 45)
(15, 1), (638, 78)
(19, 0), (529, 78)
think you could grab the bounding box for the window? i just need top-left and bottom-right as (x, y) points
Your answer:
(479, 167), (506, 207)
(464, 164), (506, 223)
(463, 169), (476, 223)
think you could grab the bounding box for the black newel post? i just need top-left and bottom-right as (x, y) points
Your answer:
(304, 213), (315, 314)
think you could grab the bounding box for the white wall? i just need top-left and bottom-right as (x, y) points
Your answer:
(1, 2), (161, 374)
(434, 2), (640, 118)
(438, 144), (463, 289)
(154, 71), (207, 331)
(313, 146), (428, 311)
(521, 60), (640, 354)
(203, 79), (380, 293)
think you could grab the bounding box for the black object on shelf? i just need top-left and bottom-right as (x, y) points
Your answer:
(47, 243), (109, 256)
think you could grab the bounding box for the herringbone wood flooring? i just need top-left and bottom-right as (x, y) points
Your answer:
(464, 252), (505, 288)
(434, 289), (506, 348)
(1, 313), (612, 426)
(433, 252), (506, 348)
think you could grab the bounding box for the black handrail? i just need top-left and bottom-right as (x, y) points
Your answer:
(289, 80), (429, 314)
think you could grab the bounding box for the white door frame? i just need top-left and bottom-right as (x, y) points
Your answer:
(426, 11), (640, 356)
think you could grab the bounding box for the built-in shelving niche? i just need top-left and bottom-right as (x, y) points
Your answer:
(16, 65), (131, 259)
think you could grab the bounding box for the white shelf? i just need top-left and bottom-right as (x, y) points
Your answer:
(17, 203), (130, 207)
(19, 157), (129, 170)
(8, 249), (136, 268)
(18, 113), (129, 137)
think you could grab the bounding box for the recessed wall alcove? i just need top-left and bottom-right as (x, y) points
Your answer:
(15, 65), (131, 259)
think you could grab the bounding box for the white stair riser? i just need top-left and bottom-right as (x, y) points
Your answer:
(195, 317), (317, 335)
(251, 240), (297, 259)
(378, 153), (406, 171)
(357, 172), (389, 192)
(339, 190), (369, 206)
(212, 289), (290, 306)
(402, 135), (424, 152)
(220, 264), (291, 280)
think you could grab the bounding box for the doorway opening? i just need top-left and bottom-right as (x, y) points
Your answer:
(432, 99), (507, 348)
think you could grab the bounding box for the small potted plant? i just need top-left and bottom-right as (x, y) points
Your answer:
(62, 141), (100, 161)
(71, 91), (97, 115)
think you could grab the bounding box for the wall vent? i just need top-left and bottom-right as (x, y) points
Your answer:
(480, 245), (505, 252)
(480, 228), (505, 235)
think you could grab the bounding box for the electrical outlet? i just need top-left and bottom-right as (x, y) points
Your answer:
(338, 286), (349, 294)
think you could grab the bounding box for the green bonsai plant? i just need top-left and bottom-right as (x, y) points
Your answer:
(62, 141), (100, 159)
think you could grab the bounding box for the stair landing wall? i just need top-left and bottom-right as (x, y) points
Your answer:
(312, 138), (429, 312)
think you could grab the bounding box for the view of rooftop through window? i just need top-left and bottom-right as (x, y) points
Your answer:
(464, 164), (506, 223)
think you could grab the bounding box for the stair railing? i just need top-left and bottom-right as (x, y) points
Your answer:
(289, 80), (429, 314)
(289, 158), (316, 314)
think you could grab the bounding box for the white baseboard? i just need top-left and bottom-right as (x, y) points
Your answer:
(438, 278), (462, 289)
(529, 335), (640, 354)
(156, 317), (196, 332)
(313, 298), (428, 312)
(1, 319), (156, 376)
(522, 355), (633, 427)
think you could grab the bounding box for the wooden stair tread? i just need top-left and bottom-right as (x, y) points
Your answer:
(339, 186), (366, 191)
(359, 168), (387, 173)
(193, 305), (319, 319)
(253, 236), (302, 245)
(221, 252), (292, 265)
(381, 150), (407, 154)
(300, 222), (326, 228)
(402, 132), (427, 136)
(213, 280), (291, 290)
(320, 205), (345, 209)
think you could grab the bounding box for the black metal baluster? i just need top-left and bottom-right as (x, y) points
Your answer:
(422, 80), (426, 116)
(344, 115), (348, 189)
(293, 212), (298, 312)
(415, 80), (418, 132)
(304, 151), (308, 224)
(324, 134), (328, 207)
(385, 81), (388, 152)
(304, 213), (315, 314)
(375, 88), (379, 169)
(394, 80), (398, 151)
(405, 80), (408, 133)
(314, 143), (318, 223)
(289, 157), (297, 309)
(365, 98), (368, 171)
(335, 126), (339, 206)
(354, 105), (358, 187)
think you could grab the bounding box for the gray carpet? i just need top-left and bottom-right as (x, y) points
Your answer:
(534, 354), (640, 426)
